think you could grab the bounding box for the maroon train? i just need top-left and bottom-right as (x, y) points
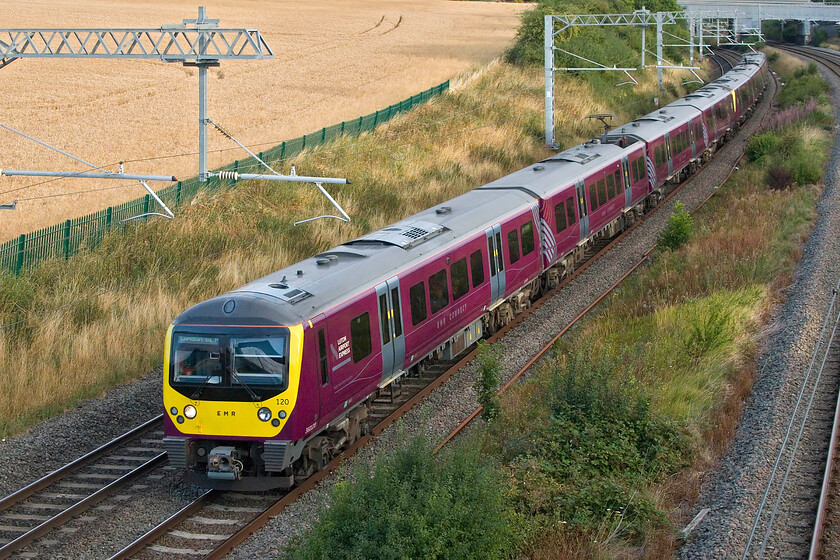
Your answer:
(162, 53), (768, 490)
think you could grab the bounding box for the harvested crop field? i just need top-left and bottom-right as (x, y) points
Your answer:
(0, 0), (528, 241)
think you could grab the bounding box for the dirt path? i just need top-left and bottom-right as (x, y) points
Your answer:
(0, 0), (528, 240)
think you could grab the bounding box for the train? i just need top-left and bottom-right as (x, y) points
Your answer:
(163, 52), (769, 490)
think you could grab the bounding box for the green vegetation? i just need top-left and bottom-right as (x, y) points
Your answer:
(657, 201), (693, 251)
(776, 62), (830, 109)
(283, 438), (520, 560)
(475, 342), (503, 421)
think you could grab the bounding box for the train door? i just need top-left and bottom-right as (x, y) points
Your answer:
(689, 120), (697, 158)
(575, 179), (589, 240)
(485, 225), (506, 305)
(621, 157), (632, 208)
(664, 133), (674, 177)
(375, 278), (405, 383)
(312, 313), (329, 421)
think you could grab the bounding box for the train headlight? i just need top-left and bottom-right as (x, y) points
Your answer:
(184, 405), (197, 419)
(257, 407), (272, 422)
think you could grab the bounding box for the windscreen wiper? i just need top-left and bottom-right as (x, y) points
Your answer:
(190, 372), (221, 400)
(229, 367), (261, 402)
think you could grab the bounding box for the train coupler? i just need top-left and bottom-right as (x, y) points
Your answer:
(207, 446), (243, 480)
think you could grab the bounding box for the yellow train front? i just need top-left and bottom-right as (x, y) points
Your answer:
(162, 291), (317, 491)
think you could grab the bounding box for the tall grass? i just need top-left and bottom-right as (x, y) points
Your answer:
(0, 59), (694, 437)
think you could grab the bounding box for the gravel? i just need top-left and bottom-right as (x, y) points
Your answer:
(0, 66), (799, 559)
(678, 63), (840, 559)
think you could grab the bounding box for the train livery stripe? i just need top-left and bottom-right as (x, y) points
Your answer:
(645, 154), (657, 192)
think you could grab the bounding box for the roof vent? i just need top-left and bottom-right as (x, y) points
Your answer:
(533, 164), (545, 172)
(345, 220), (447, 250)
(269, 282), (289, 290)
(278, 288), (311, 304)
(435, 206), (452, 215)
(316, 254), (339, 266)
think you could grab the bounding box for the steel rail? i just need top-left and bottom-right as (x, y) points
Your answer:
(108, 489), (216, 560)
(0, 414), (163, 513)
(0, 452), (167, 559)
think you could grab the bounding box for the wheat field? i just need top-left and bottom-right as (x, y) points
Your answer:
(0, 0), (528, 241)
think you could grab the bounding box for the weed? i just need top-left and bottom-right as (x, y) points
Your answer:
(475, 341), (503, 421)
(657, 201), (693, 251)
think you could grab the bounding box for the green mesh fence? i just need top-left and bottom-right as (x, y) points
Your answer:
(0, 81), (449, 275)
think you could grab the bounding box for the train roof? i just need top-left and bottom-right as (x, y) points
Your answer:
(173, 187), (537, 327)
(477, 140), (634, 197)
(669, 52), (762, 112)
(606, 104), (699, 142)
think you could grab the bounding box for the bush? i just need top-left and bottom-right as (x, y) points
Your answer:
(498, 350), (690, 541)
(657, 201), (693, 251)
(768, 51), (780, 63)
(284, 438), (520, 560)
(475, 341), (503, 421)
(746, 132), (780, 163)
(767, 166), (795, 190)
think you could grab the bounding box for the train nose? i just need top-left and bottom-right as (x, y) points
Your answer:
(207, 446), (242, 480)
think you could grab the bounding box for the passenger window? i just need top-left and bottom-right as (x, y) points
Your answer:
(638, 157), (647, 180)
(409, 281), (427, 325)
(318, 329), (329, 386)
(507, 229), (520, 264)
(521, 221), (535, 256)
(429, 269), (449, 314)
(589, 184), (598, 211)
(566, 197), (576, 226)
(470, 249), (484, 288)
(597, 179), (607, 206)
(614, 171), (621, 193)
(350, 312), (372, 363)
(554, 201), (567, 232)
(606, 173), (615, 199)
(379, 293), (390, 345)
(631, 159), (638, 182)
(391, 287), (402, 338)
(451, 258), (469, 301)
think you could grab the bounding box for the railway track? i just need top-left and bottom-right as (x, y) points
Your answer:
(734, 43), (840, 560)
(104, 58), (779, 560)
(0, 415), (165, 559)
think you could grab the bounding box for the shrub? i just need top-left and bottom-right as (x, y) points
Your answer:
(767, 166), (795, 190)
(768, 51), (780, 63)
(284, 438), (520, 560)
(746, 132), (780, 163)
(657, 201), (693, 251)
(475, 341), (503, 421)
(684, 306), (732, 362)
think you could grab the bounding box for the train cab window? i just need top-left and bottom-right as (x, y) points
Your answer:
(391, 287), (402, 338)
(350, 313), (372, 363)
(589, 184), (598, 211)
(554, 201), (567, 233)
(597, 179), (607, 206)
(606, 173), (616, 199)
(429, 269), (449, 314)
(521, 221), (535, 256)
(409, 281), (427, 325)
(379, 293), (390, 345)
(451, 258), (469, 301)
(232, 337), (288, 387)
(470, 249), (484, 288)
(507, 229), (520, 264)
(566, 197), (576, 226)
(173, 335), (223, 384)
(318, 329), (329, 386)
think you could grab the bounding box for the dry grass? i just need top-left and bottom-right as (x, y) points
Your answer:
(764, 46), (808, 76)
(0, 0), (529, 241)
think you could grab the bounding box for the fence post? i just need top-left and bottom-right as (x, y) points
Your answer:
(340, 121), (345, 135)
(373, 111), (379, 128)
(15, 234), (25, 274)
(63, 220), (71, 259)
(302, 134), (306, 149)
(279, 142), (285, 160)
(106, 207), (113, 231)
(321, 127), (326, 143)
(176, 182), (182, 206)
(143, 194), (150, 218)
